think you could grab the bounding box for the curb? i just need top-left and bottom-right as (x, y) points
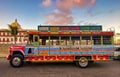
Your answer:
(0, 54), (7, 58)
(0, 57), (6, 58)
(0, 56), (6, 58)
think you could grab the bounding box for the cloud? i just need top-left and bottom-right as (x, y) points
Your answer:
(41, 0), (96, 25)
(86, 7), (94, 16)
(77, 20), (99, 25)
(42, 0), (52, 7)
(77, 20), (84, 24)
(86, 9), (115, 17)
(56, 0), (96, 14)
(45, 9), (73, 24)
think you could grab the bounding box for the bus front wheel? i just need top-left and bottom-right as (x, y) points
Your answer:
(10, 54), (24, 67)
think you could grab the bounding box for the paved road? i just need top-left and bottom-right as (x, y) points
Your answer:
(0, 59), (120, 77)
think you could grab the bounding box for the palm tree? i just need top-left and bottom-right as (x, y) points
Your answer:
(8, 25), (18, 44)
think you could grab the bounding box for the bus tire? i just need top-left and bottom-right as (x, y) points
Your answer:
(76, 57), (89, 68)
(10, 54), (24, 67)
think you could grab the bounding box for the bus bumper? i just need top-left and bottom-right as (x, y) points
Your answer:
(6, 55), (11, 60)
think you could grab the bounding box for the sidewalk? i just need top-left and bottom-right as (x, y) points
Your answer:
(0, 54), (7, 58)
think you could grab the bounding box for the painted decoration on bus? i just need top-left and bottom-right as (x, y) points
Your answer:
(90, 26), (102, 31)
(50, 32), (59, 34)
(91, 32), (101, 35)
(60, 32), (70, 35)
(50, 27), (59, 31)
(38, 25), (102, 31)
(49, 47), (60, 55)
(81, 32), (91, 35)
(80, 26), (90, 30)
(80, 26), (102, 31)
(60, 26), (70, 30)
(24, 45), (114, 56)
(71, 26), (80, 30)
(38, 26), (49, 31)
(92, 45), (114, 51)
(71, 32), (80, 34)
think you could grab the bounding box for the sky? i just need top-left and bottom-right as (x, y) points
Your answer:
(0, 0), (120, 33)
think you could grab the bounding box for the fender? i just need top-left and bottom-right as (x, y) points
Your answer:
(9, 45), (25, 55)
(7, 49), (25, 60)
(11, 49), (25, 55)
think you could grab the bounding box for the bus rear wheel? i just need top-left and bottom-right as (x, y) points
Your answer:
(76, 57), (89, 68)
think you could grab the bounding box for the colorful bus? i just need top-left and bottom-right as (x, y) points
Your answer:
(7, 25), (114, 68)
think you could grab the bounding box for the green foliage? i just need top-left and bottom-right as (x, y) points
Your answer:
(118, 55), (120, 60)
(8, 25), (18, 44)
(9, 25), (18, 36)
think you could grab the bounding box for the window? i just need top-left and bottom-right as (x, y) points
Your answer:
(11, 38), (13, 41)
(19, 33), (21, 36)
(49, 36), (59, 45)
(7, 38), (9, 42)
(7, 32), (9, 36)
(115, 47), (120, 51)
(39, 36), (49, 45)
(103, 36), (111, 45)
(1, 38), (3, 41)
(71, 36), (80, 45)
(61, 36), (69, 45)
(3, 32), (5, 36)
(93, 36), (101, 45)
(38, 36), (60, 45)
(16, 38), (18, 41)
(1, 32), (3, 35)
(35, 36), (38, 42)
(19, 38), (22, 42)
(81, 36), (91, 45)
(5, 38), (7, 42)
(21, 32), (23, 35)
(3, 38), (5, 42)
(5, 32), (7, 36)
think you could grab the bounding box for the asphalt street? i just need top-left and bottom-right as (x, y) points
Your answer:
(0, 59), (120, 77)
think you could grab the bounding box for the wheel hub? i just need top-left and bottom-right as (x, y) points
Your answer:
(12, 57), (21, 66)
(78, 57), (88, 67)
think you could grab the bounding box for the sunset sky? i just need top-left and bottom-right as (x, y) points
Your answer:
(0, 0), (120, 33)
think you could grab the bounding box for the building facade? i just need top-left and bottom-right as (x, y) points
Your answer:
(0, 19), (36, 44)
(114, 33), (120, 45)
(0, 29), (28, 44)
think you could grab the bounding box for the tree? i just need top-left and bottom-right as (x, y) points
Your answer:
(8, 25), (18, 44)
